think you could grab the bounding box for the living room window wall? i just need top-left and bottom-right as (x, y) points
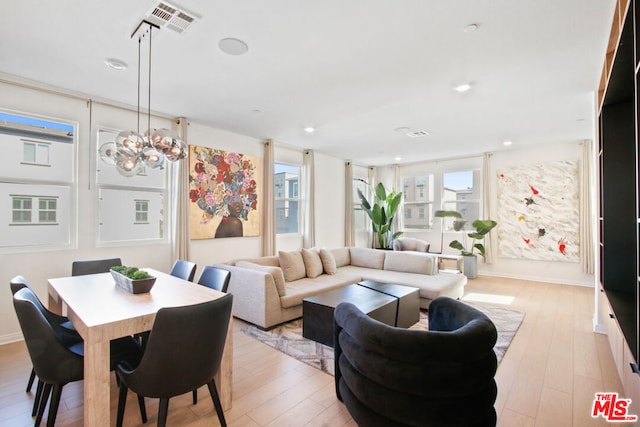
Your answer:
(0, 110), (75, 250)
(398, 156), (482, 253)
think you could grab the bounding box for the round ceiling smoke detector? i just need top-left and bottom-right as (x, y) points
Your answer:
(219, 38), (249, 55)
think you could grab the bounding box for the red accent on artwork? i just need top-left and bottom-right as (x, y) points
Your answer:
(558, 237), (567, 255)
(529, 184), (539, 195)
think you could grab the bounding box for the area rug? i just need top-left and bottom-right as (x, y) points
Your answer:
(241, 302), (525, 376)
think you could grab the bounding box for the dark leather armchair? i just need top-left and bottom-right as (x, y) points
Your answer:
(169, 259), (197, 282)
(116, 293), (233, 427)
(334, 296), (498, 427)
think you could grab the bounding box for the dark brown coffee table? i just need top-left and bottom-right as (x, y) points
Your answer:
(302, 284), (396, 347)
(357, 280), (420, 328)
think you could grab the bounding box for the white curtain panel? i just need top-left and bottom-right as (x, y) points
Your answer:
(344, 161), (354, 247)
(172, 117), (190, 262)
(367, 166), (376, 248)
(580, 139), (594, 274)
(482, 152), (495, 264)
(262, 140), (276, 256)
(303, 149), (315, 248)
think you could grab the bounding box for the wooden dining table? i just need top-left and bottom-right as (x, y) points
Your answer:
(47, 268), (233, 427)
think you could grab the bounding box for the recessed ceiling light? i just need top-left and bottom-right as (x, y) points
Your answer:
(104, 58), (127, 70)
(304, 126), (315, 133)
(464, 24), (479, 33)
(395, 157), (402, 162)
(219, 38), (249, 55)
(454, 83), (472, 92)
(394, 126), (411, 133)
(503, 140), (513, 146)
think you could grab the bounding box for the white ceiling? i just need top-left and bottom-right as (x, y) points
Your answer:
(0, 0), (616, 166)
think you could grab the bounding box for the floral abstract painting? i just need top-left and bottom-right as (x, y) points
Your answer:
(496, 160), (579, 262)
(189, 146), (261, 239)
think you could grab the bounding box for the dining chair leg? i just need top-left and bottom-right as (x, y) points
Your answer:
(35, 383), (52, 427)
(157, 398), (170, 427)
(26, 367), (36, 392)
(32, 379), (44, 416)
(137, 394), (147, 423)
(207, 380), (227, 427)
(116, 382), (128, 427)
(46, 384), (64, 427)
(192, 388), (198, 404)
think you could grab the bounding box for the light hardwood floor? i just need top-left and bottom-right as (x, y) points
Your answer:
(0, 276), (628, 426)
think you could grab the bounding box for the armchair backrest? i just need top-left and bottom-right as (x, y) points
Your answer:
(334, 296), (498, 427)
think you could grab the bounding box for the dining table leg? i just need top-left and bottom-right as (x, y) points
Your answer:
(83, 335), (111, 427)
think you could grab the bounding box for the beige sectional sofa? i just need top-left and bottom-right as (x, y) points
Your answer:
(214, 247), (467, 329)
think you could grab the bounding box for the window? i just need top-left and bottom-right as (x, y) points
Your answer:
(96, 128), (167, 243)
(441, 170), (479, 231)
(402, 175), (434, 229)
(38, 198), (57, 223)
(10, 196), (58, 225)
(0, 111), (74, 249)
(135, 200), (149, 223)
(275, 163), (300, 234)
(12, 197), (32, 223)
(22, 140), (50, 165)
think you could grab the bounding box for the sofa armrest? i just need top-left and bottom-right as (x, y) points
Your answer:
(211, 263), (282, 329)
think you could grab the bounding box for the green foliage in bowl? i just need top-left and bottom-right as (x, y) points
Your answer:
(111, 265), (153, 280)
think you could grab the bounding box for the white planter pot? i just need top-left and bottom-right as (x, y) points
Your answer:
(463, 255), (478, 279)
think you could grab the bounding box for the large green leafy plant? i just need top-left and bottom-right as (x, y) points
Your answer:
(357, 182), (403, 249)
(434, 210), (497, 258)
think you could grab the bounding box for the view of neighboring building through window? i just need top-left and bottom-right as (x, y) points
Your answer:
(23, 140), (50, 165)
(403, 174), (435, 229)
(0, 111), (74, 248)
(402, 169), (480, 231)
(275, 163), (300, 234)
(135, 200), (149, 223)
(441, 170), (479, 231)
(96, 128), (167, 243)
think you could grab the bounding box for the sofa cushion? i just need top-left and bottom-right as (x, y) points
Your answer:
(279, 270), (362, 308)
(236, 261), (287, 296)
(231, 255), (280, 267)
(279, 250), (306, 282)
(302, 248), (324, 278)
(331, 247), (351, 267)
(350, 247), (386, 269)
(384, 251), (437, 275)
(319, 248), (337, 274)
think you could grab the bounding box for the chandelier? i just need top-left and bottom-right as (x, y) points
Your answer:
(99, 20), (186, 177)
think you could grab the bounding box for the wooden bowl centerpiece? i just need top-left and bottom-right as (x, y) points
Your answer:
(110, 266), (156, 294)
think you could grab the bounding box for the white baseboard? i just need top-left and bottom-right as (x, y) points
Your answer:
(476, 271), (594, 287)
(0, 332), (24, 346)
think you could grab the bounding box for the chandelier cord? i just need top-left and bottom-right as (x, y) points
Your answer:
(148, 25), (152, 138)
(137, 35), (141, 135)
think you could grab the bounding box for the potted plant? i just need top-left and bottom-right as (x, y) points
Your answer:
(357, 182), (403, 249)
(434, 210), (497, 279)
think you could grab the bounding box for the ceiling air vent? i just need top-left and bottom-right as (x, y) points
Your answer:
(145, 1), (199, 35)
(406, 130), (430, 138)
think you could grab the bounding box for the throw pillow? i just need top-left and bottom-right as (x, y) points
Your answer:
(236, 261), (287, 296)
(278, 250), (306, 282)
(332, 247), (351, 267)
(302, 248), (324, 278)
(319, 248), (337, 274)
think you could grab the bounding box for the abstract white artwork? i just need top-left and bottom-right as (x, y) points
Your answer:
(496, 160), (579, 262)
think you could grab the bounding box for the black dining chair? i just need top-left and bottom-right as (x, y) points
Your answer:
(71, 257), (122, 276)
(169, 259), (197, 282)
(116, 294), (233, 427)
(13, 287), (143, 427)
(10, 276), (83, 417)
(197, 266), (231, 293)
